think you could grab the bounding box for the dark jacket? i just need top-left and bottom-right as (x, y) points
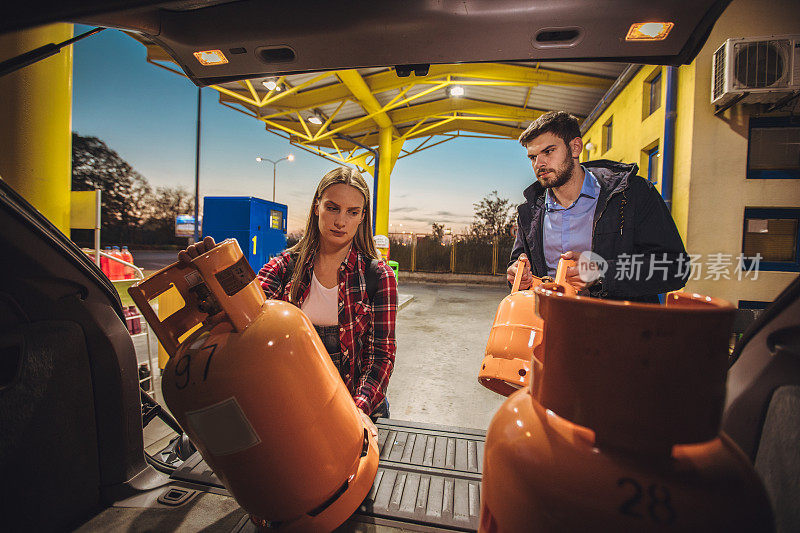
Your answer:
(510, 160), (689, 303)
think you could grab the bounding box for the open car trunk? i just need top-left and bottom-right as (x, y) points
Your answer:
(5, 0), (731, 84)
(3, 1), (799, 530)
(2, 168), (799, 531)
(0, 177), (488, 532)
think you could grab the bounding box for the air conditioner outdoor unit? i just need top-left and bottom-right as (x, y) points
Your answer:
(711, 35), (800, 106)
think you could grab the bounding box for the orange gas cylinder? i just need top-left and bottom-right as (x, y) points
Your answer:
(479, 287), (774, 532)
(128, 239), (379, 532)
(478, 258), (575, 396)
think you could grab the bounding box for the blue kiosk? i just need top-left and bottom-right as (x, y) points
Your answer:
(202, 196), (288, 272)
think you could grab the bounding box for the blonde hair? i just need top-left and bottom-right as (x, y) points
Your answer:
(286, 166), (378, 303)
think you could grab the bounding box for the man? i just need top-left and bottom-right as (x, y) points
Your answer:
(508, 111), (688, 303)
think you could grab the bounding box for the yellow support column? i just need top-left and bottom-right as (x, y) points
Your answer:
(0, 24), (74, 234)
(374, 127), (402, 237)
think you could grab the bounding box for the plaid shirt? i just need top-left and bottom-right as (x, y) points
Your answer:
(257, 247), (397, 415)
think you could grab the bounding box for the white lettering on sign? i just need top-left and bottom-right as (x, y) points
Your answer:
(374, 234), (390, 248)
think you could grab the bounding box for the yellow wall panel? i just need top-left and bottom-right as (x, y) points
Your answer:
(583, 65), (666, 172)
(671, 63), (697, 240)
(70, 190), (100, 229)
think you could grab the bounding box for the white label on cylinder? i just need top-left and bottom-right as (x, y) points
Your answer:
(185, 397), (261, 456)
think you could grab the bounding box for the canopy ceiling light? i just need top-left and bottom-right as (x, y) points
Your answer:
(449, 85), (465, 97)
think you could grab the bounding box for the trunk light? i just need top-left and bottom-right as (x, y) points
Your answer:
(193, 50), (229, 66)
(626, 22), (674, 41)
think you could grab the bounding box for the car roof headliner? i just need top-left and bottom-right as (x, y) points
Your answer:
(4, 0), (730, 87)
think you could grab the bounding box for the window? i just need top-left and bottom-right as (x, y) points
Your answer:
(735, 301), (769, 337)
(644, 145), (660, 183)
(645, 70), (662, 117)
(747, 117), (800, 179)
(738, 300), (770, 311)
(742, 208), (800, 272)
(602, 118), (613, 152)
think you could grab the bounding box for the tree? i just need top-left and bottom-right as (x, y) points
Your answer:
(140, 186), (195, 244)
(72, 133), (155, 244)
(72, 133), (195, 246)
(430, 222), (445, 242)
(469, 190), (514, 241)
(72, 133), (152, 235)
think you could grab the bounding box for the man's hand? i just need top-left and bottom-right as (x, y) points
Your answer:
(359, 409), (378, 438)
(507, 254), (533, 290)
(178, 236), (217, 266)
(560, 250), (598, 292)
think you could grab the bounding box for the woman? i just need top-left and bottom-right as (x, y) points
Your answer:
(180, 166), (396, 436)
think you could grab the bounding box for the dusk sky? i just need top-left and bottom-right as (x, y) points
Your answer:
(72, 25), (536, 235)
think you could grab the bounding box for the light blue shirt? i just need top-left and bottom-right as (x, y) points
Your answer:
(543, 167), (600, 277)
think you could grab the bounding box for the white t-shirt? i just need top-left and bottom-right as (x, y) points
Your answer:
(300, 272), (339, 326)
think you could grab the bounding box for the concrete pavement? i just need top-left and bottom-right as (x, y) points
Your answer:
(386, 282), (508, 430)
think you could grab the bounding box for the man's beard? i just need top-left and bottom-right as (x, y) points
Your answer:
(537, 156), (575, 188)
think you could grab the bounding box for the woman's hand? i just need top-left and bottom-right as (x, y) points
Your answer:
(177, 236), (217, 266)
(359, 409), (378, 438)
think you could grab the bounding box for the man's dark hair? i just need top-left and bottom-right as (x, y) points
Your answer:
(518, 111), (581, 147)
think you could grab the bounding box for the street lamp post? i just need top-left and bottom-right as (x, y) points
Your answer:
(256, 154), (294, 201)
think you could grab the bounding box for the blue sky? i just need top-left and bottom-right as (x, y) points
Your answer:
(72, 26), (535, 234)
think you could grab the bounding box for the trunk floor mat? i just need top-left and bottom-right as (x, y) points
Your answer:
(171, 419), (486, 532)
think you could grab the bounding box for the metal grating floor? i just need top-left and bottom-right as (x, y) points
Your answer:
(171, 419), (486, 532)
(364, 420), (484, 531)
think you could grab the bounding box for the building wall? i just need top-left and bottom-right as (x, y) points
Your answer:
(682, 0), (800, 304)
(582, 0), (800, 305)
